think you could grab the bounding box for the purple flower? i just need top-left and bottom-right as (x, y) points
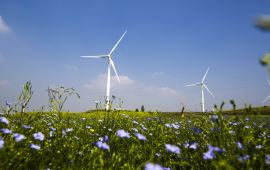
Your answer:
(22, 125), (31, 130)
(116, 129), (130, 138)
(237, 142), (243, 149)
(0, 137), (4, 149)
(1, 128), (12, 134)
(145, 163), (163, 170)
(104, 135), (109, 143)
(265, 155), (270, 165)
(135, 133), (147, 141)
(14, 133), (26, 142)
(33, 132), (45, 141)
(256, 145), (263, 149)
(165, 144), (180, 154)
(49, 131), (53, 137)
(238, 155), (250, 162)
(132, 128), (138, 132)
(189, 143), (198, 150)
(30, 143), (40, 150)
(203, 144), (222, 160)
(95, 141), (110, 150)
(0, 117), (9, 125)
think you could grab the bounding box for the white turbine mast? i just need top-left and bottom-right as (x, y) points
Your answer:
(81, 31), (127, 110)
(185, 67), (214, 113)
(263, 79), (270, 103)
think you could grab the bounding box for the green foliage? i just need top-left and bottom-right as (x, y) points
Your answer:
(256, 15), (270, 31)
(18, 81), (33, 113)
(0, 109), (269, 169)
(47, 86), (80, 113)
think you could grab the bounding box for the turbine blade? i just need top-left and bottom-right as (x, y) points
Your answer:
(185, 83), (199, 87)
(203, 84), (214, 98)
(202, 67), (210, 83)
(263, 94), (270, 103)
(80, 55), (108, 58)
(109, 58), (120, 83)
(109, 30), (127, 55)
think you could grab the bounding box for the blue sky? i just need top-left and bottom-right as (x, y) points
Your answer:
(0, 0), (270, 112)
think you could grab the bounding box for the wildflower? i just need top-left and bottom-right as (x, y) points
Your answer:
(98, 119), (103, 122)
(30, 143), (40, 150)
(142, 126), (147, 131)
(229, 130), (235, 134)
(62, 130), (66, 137)
(86, 126), (91, 129)
(189, 143), (198, 150)
(237, 142), (243, 149)
(165, 124), (172, 128)
(74, 136), (79, 140)
(0, 137), (4, 149)
(203, 144), (222, 160)
(89, 129), (95, 133)
(135, 133), (147, 141)
(211, 115), (219, 122)
(133, 120), (139, 124)
(165, 144), (180, 154)
(33, 132), (45, 141)
(1, 128), (12, 134)
(5, 100), (11, 107)
(14, 133), (26, 142)
(47, 123), (52, 126)
(116, 129), (130, 138)
(66, 128), (73, 132)
(244, 125), (251, 129)
(22, 125), (31, 130)
(98, 137), (104, 142)
(0, 117), (9, 125)
(49, 131), (53, 137)
(245, 117), (250, 121)
(50, 127), (56, 131)
(104, 135), (109, 143)
(171, 123), (180, 129)
(256, 145), (263, 149)
(145, 163), (163, 170)
(265, 155), (270, 165)
(95, 141), (110, 150)
(108, 128), (112, 132)
(238, 155), (249, 162)
(132, 128), (138, 133)
(81, 118), (86, 121)
(155, 153), (161, 157)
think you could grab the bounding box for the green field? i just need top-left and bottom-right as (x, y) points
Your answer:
(0, 109), (269, 169)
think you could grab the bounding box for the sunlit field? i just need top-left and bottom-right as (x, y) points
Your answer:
(0, 109), (269, 169)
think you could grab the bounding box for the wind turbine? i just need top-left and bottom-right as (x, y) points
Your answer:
(263, 80), (270, 103)
(81, 31), (127, 110)
(185, 67), (214, 113)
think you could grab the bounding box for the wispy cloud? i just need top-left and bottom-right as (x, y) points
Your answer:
(0, 80), (8, 87)
(83, 74), (135, 90)
(0, 16), (11, 33)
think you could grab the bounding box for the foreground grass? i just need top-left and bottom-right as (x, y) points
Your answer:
(0, 110), (269, 169)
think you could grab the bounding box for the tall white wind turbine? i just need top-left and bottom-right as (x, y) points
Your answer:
(81, 31), (127, 110)
(263, 80), (270, 103)
(185, 67), (214, 113)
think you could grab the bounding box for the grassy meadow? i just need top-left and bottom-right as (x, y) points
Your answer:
(0, 108), (269, 169)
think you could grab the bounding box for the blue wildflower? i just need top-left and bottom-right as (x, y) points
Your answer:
(0, 137), (4, 149)
(265, 155), (270, 165)
(189, 143), (198, 150)
(145, 163), (163, 170)
(203, 144), (222, 160)
(237, 142), (243, 149)
(30, 143), (40, 150)
(238, 155), (249, 162)
(135, 133), (147, 141)
(66, 128), (73, 133)
(0, 117), (9, 125)
(14, 133), (26, 142)
(1, 128), (12, 134)
(256, 145), (263, 149)
(22, 125), (31, 130)
(95, 141), (110, 150)
(33, 132), (45, 141)
(104, 135), (109, 143)
(116, 129), (130, 138)
(165, 144), (180, 154)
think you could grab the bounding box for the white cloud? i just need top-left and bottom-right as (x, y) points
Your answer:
(83, 74), (135, 90)
(64, 65), (79, 72)
(0, 16), (11, 33)
(0, 80), (8, 87)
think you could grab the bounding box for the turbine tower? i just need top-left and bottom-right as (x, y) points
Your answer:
(185, 67), (214, 113)
(263, 80), (270, 103)
(81, 31), (127, 110)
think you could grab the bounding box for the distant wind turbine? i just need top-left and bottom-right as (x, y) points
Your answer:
(185, 67), (214, 113)
(263, 80), (270, 103)
(81, 31), (127, 110)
